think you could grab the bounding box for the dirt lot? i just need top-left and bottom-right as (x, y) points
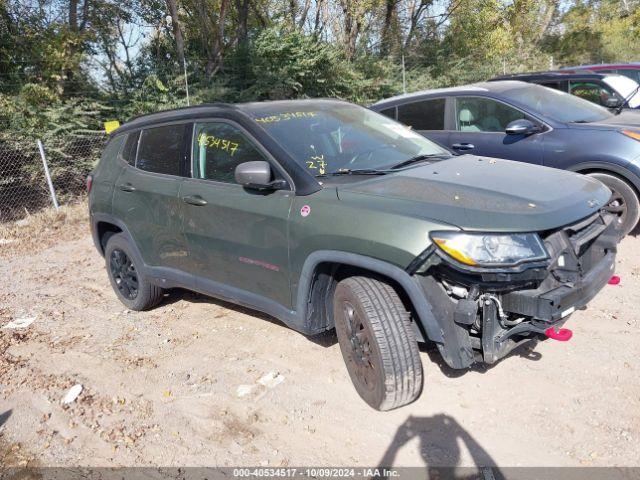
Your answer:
(0, 207), (639, 469)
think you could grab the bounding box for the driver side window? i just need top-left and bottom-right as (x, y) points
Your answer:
(455, 97), (525, 132)
(193, 122), (267, 184)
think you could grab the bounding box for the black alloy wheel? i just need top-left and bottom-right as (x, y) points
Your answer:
(342, 300), (378, 392)
(109, 248), (139, 300)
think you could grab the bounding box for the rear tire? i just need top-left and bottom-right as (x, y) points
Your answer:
(588, 172), (640, 237)
(104, 233), (164, 311)
(333, 276), (423, 411)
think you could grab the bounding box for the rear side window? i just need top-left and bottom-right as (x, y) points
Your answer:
(137, 125), (186, 176)
(379, 107), (396, 119)
(121, 131), (140, 165)
(397, 99), (445, 130)
(193, 122), (267, 184)
(539, 81), (564, 91)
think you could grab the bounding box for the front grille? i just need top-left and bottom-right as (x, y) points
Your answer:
(543, 212), (615, 282)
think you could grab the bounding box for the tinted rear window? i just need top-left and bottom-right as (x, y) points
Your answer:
(397, 98), (445, 130)
(539, 81), (564, 91)
(137, 125), (185, 176)
(121, 131), (140, 165)
(379, 106), (396, 119)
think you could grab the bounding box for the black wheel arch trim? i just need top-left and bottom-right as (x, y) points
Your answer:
(296, 251), (444, 343)
(568, 161), (640, 193)
(92, 213), (150, 273)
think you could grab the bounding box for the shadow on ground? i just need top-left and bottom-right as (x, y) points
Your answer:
(378, 414), (505, 479)
(0, 410), (11, 429)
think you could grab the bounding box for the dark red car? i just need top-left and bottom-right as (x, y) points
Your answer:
(561, 63), (640, 83)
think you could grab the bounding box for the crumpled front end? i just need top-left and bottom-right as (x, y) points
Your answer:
(412, 212), (619, 369)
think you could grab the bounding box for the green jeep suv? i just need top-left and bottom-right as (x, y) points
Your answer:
(89, 100), (619, 410)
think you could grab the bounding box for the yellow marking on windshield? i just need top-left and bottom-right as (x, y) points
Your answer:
(307, 154), (327, 175)
(255, 111), (317, 124)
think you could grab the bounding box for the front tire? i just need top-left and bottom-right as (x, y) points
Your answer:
(588, 172), (640, 237)
(104, 233), (164, 311)
(333, 276), (423, 411)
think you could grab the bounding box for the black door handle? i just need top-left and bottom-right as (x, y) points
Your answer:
(118, 183), (136, 192)
(451, 143), (475, 151)
(182, 195), (208, 206)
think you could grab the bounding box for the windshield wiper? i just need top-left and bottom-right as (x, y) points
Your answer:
(316, 168), (388, 177)
(389, 153), (452, 170)
(615, 85), (640, 115)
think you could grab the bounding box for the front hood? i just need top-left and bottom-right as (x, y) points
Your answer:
(570, 110), (640, 129)
(337, 156), (611, 232)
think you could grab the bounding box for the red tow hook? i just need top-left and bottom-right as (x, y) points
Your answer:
(545, 327), (573, 342)
(608, 275), (621, 285)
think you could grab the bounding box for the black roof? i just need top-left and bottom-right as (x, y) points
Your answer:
(112, 99), (352, 135)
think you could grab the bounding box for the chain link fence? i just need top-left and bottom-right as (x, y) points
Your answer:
(0, 132), (107, 223)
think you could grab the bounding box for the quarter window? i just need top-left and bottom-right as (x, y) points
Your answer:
(397, 99), (445, 130)
(137, 125), (186, 176)
(379, 107), (396, 119)
(455, 97), (525, 132)
(193, 122), (267, 184)
(121, 131), (140, 165)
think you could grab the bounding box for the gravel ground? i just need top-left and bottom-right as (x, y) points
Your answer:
(0, 224), (639, 470)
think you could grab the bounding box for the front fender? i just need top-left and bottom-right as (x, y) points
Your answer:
(296, 250), (444, 342)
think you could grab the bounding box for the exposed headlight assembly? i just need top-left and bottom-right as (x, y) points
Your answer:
(429, 231), (548, 267)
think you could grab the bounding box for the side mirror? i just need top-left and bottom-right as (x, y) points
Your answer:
(605, 97), (622, 108)
(234, 161), (287, 190)
(505, 119), (540, 136)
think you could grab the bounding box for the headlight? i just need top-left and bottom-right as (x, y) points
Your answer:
(621, 129), (640, 141)
(429, 231), (548, 267)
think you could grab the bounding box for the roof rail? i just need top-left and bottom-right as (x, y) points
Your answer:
(124, 102), (234, 124)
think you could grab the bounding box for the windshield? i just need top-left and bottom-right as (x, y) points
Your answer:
(603, 75), (640, 108)
(248, 103), (450, 176)
(501, 84), (612, 123)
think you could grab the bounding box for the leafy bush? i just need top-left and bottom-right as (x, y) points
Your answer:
(20, 84), (59, 107)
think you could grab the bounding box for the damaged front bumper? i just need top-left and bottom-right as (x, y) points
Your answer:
(414, 212), (619, 369)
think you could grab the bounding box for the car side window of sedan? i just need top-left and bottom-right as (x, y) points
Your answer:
(539, 81), (565, 92)
(397, 98), (446, 130)
(193, 122), (268, 184)
(455, 97), (525, 132)
(569, 81), (618, 107)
